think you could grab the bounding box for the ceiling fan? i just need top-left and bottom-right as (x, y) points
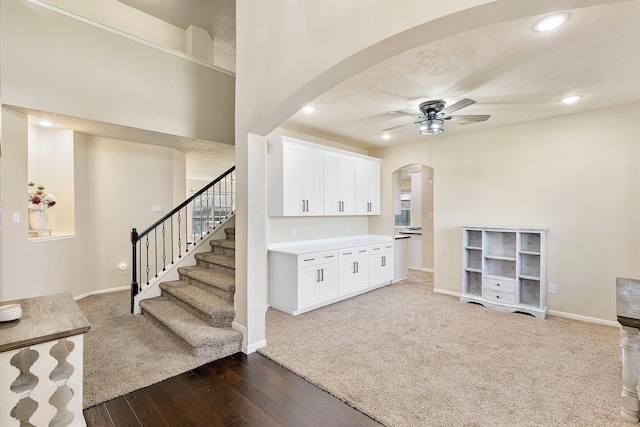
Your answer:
(383, 98), (490, 135)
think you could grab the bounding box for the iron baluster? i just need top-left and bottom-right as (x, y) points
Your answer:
(161, 222), (167, 271)
(177, 210), (182, 257)
(145, 235), (150, 285)
(130, 228), (139, 313)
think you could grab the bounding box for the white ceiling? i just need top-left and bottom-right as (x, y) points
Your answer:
(280, 2), (640, 150)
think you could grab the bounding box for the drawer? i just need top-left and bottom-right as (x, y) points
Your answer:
(298, 253), (319, 268)
(318, 250), (338, 263)
(339, 246), (368, 260)
(483, 277), (516, 293)
(370, 242), (393, 253)
(483, 289), (516, 305)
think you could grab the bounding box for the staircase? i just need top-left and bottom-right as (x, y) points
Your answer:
(139, 227), (242, 358)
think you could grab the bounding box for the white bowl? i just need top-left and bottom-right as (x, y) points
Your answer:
(0, 304), (22, 322)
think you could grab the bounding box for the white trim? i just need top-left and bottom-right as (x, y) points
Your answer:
(246, 339), (267, 354)
(74, 285), (129, 301)
(232, 321), (248, 353)
(547, 309), (618, 327)
(437, 288), (618, 327)
(24, 0), (235, 77)
(433, 288), (461, 298)
(28, 233), (76, 243)
(409, 267), (434, 273)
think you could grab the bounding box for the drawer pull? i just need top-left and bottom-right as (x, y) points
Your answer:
(303, 258), (314, 262)
(359, 250), (367, 253)
(343, 252), (352, 255)
(325, 255), (335, 259)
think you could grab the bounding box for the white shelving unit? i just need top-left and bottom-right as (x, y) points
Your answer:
(461, 226), (547, 319)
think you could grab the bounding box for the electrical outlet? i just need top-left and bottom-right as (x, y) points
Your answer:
(292, 228), (296, 237)
(548, 283), (556, 294)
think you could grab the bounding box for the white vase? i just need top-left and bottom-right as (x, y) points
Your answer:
(29, 211), (48, 231)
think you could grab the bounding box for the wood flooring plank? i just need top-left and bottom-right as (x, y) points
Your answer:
(83, 404), (114, 427)
(104, 396), (141, 427)
(125, 388), (172, 427)
(142, 382), (193, 427)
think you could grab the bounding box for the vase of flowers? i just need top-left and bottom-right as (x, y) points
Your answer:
(28, 182), (57, 231)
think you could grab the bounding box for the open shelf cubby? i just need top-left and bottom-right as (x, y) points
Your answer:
(461, 226), (547, 319)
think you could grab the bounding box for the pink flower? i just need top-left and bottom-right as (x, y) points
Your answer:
(31, 196), (41, 204)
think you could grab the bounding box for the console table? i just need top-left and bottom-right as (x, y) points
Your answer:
(617, 277), (640, 422)
(0, 293), (91, 426)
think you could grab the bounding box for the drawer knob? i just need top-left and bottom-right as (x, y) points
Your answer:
(496, 295), (500, 299)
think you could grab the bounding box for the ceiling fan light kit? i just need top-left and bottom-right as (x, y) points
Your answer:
(382, 98), (490, 136)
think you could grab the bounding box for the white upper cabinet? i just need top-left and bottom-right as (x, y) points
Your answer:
(323, 151), (355, 215)
(270, 138), (324, 216)
(269, 136), (381, 217)
(355, 158), (381, 215)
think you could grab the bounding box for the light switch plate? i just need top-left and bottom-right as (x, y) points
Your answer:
(12, 213), (20, 222)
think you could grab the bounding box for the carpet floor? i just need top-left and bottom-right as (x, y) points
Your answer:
(78, 290), (228, 409)
(258, 278), (626, 427)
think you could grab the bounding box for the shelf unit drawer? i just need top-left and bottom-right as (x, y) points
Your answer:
(483, 289), (516, 304)
(483, 277), (516, 293)
(298, 253), (319, 267)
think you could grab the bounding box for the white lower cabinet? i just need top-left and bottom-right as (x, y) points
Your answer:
(270, 238), (394, 315)
(370, 242), (394, 287)
(338, 246), (370, 296)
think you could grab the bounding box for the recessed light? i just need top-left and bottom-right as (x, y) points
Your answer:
(302, 106), (315, 113)
(533, 12), (569, 32)
(37, 120), (56, 127)
(381, 134), (391, 140)
(560, 95), (582, 104)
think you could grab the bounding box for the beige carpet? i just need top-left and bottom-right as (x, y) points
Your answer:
(258, 278), (625, 427)
(78, 290), (231, 409)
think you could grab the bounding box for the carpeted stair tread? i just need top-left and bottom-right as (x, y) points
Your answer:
(160, 280), (235, 319)
(178, 266), (235, 292)
(195, 252), (235, 269)
(139, 297), (242, 349)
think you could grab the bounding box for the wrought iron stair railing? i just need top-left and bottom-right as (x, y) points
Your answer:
(130, 166), (235, 312)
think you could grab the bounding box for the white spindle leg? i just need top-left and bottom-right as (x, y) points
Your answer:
(621, 326), (640, 422)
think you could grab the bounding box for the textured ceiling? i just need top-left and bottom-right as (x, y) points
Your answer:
(282, 2), (640, 149)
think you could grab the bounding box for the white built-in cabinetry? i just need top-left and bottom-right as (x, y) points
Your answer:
(269, 136), (381, 216)
(270, 237), (394, 315)
(460, 226), (547, 319)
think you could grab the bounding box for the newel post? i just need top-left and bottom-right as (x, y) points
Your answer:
(130, 228), (139, 314)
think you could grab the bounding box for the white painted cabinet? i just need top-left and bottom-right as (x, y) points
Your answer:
(355, 158), (381, 215)
(270, 250), (338, 315)
(269, 136), (380, 217)
(460, 226), (547, 319)
(269, 237), (394, 315)
(324, 151), (355, 215)
(269, 139), (324, 216)
(369, 242), (394, 287)
(338, 245), (370, 296)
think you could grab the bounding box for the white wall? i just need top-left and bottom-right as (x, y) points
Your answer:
(1, 0), (234, 145)
(432, 102), (640, 322)
(0, 107), (186, 301)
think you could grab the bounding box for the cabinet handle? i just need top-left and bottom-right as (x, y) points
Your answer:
(302, 200), (306, 212)
(317, 269), (320, 282)
(321, 268), (324, 281)
(303, 258), (314, 262)
(359, 250), (367, 253)
(353, 262), (357, 274)
(325, 255), (335, 259)
(306, 200), (309, 212)
(356, 261), (359, 273)
(382, 256), (386, 267)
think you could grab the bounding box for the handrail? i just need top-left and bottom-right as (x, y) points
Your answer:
(130, 166), (235, 312)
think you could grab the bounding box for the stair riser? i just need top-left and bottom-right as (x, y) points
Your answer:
(211, 246), (235, 257)
(225, 231), (235, 241)
(180, 274), (235, 302)
(140, 306), (241, 358)
(162, 291), (234, 328)
(196, 259), (235, 277)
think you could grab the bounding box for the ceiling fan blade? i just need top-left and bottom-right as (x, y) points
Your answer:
(446, 114), (490, 122)
(441, 98), (476, 115)
(389, 110), (424, 119)
(382, 121), (422, 132)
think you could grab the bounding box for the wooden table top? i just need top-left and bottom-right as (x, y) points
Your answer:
(0, 292), (91, 352)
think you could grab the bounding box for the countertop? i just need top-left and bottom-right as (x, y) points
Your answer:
(269, 235), (393, 255)
(0, 292), (91, 352)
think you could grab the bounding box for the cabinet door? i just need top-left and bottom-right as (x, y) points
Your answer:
(298, 266), (318, 308)
(355, 159), (381, 215)
(352, 256), (370, 291)
(282, 143), (323, 216)
(338, 260), (355, 296)
(317, 263), (338, 302)
(324, 152), (355, 215)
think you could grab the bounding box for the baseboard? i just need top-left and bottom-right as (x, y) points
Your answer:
(246, 339), (267, 354)
(548, 309), (618, 327)
(433, 288), (618, 327)
(74, 286), (129, 301)
(409, 267), (435, 273)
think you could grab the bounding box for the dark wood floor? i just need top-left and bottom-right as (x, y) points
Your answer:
(83, 352), (383, 427)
